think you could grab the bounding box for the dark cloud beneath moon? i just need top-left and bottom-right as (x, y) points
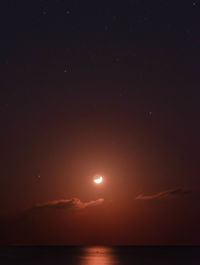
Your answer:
(135, 188), (193, 200)
(0, 198), (105, 244)
(28, 197), (104, 213)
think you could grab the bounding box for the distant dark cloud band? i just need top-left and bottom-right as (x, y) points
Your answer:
(29, 198), (104, 213)
(136, 188), (192, 200)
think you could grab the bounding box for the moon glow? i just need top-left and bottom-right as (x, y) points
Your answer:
(93, 176), (103, 184)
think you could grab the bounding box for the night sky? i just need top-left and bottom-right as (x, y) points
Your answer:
(0, 0), (200, 245)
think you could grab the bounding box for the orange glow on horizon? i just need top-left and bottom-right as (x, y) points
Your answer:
(81, 247), (116, 265)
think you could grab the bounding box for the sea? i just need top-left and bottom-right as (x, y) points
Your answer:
(0, 246), (199, 265)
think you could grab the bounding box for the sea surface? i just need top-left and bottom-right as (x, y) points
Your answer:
(0, 246), (200, 265)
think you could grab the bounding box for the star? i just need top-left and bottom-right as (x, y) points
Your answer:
(64, 64), (72, 73)
(42, 10), (47, 16)
(36, 175), (41, 180)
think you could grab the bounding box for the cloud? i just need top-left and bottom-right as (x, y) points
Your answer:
(28, 198), (104, 213)
(135, 188), (192, 200)
(0, 198), (105, 245)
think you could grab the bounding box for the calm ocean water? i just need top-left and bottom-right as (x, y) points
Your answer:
(0, 246), (199, 265)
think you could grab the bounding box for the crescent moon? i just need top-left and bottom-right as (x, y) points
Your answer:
(94, 176), (103, 184)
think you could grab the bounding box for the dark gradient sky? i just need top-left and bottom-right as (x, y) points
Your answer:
(0, 0), (200, 245)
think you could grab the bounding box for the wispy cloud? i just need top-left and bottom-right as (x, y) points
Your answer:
(28, 198), (104, 213)
(135, 188), (192, 200)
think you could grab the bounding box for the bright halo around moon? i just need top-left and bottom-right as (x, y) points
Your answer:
(93, 175), (103, 184)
